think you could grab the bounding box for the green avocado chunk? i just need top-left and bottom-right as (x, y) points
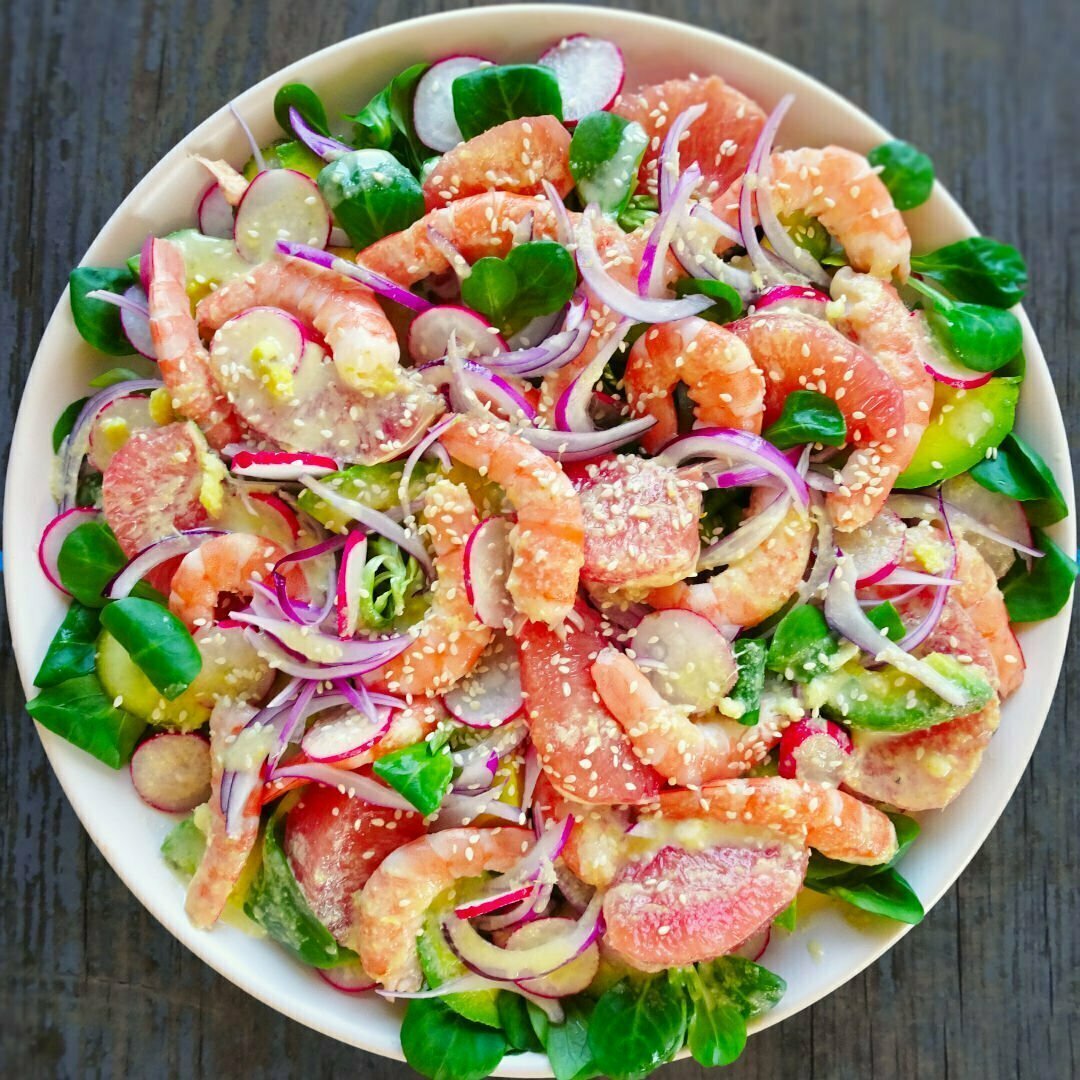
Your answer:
(804, 653), (995, 732)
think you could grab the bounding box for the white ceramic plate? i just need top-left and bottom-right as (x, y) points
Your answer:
(6, 5), (1074, 1074)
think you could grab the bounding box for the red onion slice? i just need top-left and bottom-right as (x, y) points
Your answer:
(836, 507), (907, 587)
(300, 700), (392, 763)
(241, 626), (408, 680)
(576, 208), (714, 323)
(269, 762), (416, 810)
(657, 104), (707, 207)
(638, 165), (702, 298)
(699, 491), (791, 572)
(554, 321), (631, 433)
(420, 357), (537, 424)
(510, 916), (601, 998)
(288, 106), (351, 162)
(336, 530), (368, 639)
(455, 884), (536, 920)
(105, 528), (227, 600)
(277, 242), (433, 313)
(378, 973), (565, 1023)
(516, 416), (657, 462)
(887, 494), (1043, 561)
(38, 507), (100, 592)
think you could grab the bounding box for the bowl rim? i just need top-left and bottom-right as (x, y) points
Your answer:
(5, 4), (1074, 1075)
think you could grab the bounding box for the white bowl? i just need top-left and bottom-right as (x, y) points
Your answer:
(6, 5), (1074, 1074)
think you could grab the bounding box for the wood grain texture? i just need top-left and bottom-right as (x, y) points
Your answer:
(0, 0), (1075, 1076)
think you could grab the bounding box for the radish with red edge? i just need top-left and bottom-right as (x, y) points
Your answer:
(318, 961), (376, 994)
(455, 884), (536, 920)
(444, 631), (523, 729)
(139, 233), (154, 295)
(413, 56), (493, 152)
(234, 169), (331, 263)
(336, 530), (368, 638)
(130, 732), (212, 813)
(941, 473), (1028, 578)
(754, 284), (830, 318)
(87, 393), (156, 471)
(408, 305), (508, 363)
(212, 306), (314, 386)
(507, 917), (600, 997)
(777, 717), (852, 783)
(38, 507), (100, 592)
(837, 507), (907, 587)
(463, 517), (515, 628)
(84, 286), (155, 360)
(198, 182), (235, 239)
(301, 703), (391, 763)
(248, 492), (301, 542)
(631, 609), (738, 711)
(230, 449), (338, 481)
(537, 35), (625, 123)
(922, 336), (993, 389)
(730, 923), (771, 962)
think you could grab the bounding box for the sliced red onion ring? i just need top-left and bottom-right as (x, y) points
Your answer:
(672, 213), (756, 299)
(455, 884), (535, 919)
(301, 698), (392, 763)
(756, 147), (831, 287)
(38, 507), (100, 592)
(576, 207), (713, 323)
(397, 413), (458, 522)
(426, 226), (472, 282)
(541, 180), (574, 247)
(699, 491), (791, 572)
(554, 321), (631, 433)
(57, 379), (164, 511)
(887, 494), (1043, 561)
(336, 530), (368, 639)
(897, 493), (956, 652)
(515, 416), (657, 462)
(420, 357), (537, 423)
(444, 892), (603, 983)
(242, 627), (408, 681)
(658, 428), (810, 509)
(658, 104), (707, 207)
(235, 610), (409, 666)
(874, 568), (960, 589)
(269, 762), (416, 810)
(277, 242), (432, 313)
(105, 528), (227, 600)
(509, 308), (563, 350)
(229, 101), (266, 173)
(434, 787), (526, 828)
(288, 106), (351, 162)
(823, 553), (969, 706)
(299, 475), (433, 575)
(798, 495), (838, 602)
(639, 166), (702, 298)
(271, 534), (344, 626)
(230, 449), (339, 480)
(689, 202), (744, 246)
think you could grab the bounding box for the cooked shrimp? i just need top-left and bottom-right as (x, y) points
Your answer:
(827, 268), (935, 529)
(148, 238), (247, 450)
(197, 254), (403, 396)
(422, 116), (573, 210)
(591, 648), (795, 787)
(657, 776), (898, 865)
(440, 419), (584, 628)
(168, 533), (303, 630)
(185, 702), (261, 928)
(713, 146), (911, 280)
(953, 537), (1025, 698)
(366, 480), (492, 697)
(648, 487), (813, 628)
(623, 317), (766, 452)
(353, 826), (533, 991)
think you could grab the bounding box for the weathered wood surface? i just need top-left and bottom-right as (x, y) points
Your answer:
(1, 0), (1075, 1076)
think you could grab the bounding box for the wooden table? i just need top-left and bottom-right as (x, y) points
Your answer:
(2, 1), (1075, 1076)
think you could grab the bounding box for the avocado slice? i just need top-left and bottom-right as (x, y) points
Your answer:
(416, 877), (501, 1029)
(896, 377), (1020, 489)
(804, 653), (995, 732)
(297, 461), (436, 533)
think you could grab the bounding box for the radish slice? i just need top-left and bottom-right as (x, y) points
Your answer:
(730, 924), (771, 961)
(463, 517), (515, 628)
(197, 182), (235, 239)
(212, 306), (313, 385)
(408, 305), (508, 364)
(537, 35), (625, 123)
(120, 285), (155, 359)
(837, 507), (906, 587)
(631, 610), (738, 711)
(777, 717), (852, 783)
(234, 169), (331, 264)
(318, 960), (376, 993)
(139, 234), (155, 296)
(248, 492), (302, 542)
(922, 342), (993, 389)
(509, 917), (600, 997)
(455, 884), (536, 920)
(38, 507), (100, 592)
(230, 449), (338, 481)
(336, 530), (368, 639)
(130, 732), (212, 813)
(413, 55), (493, 152)
(754, 284), (830, 318)
(301, 702), (392, 763)
(87, 392), (156, 472)
(444, 632), (523, 729)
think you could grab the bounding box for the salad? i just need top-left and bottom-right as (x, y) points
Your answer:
(27, 31), (1076, 1079)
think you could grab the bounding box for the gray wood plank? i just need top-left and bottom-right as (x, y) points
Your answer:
(1, 0), (1075, 1077)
